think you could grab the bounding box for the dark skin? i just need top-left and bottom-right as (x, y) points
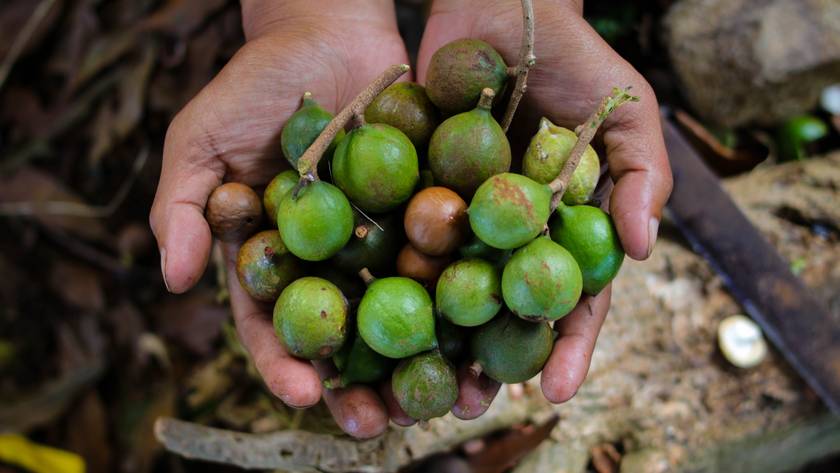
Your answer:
(149, 0), (672, 438)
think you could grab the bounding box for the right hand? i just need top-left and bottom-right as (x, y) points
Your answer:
(149, 0), (412, 438)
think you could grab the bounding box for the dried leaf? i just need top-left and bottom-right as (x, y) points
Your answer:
(69, 0), (227, 92)
(0, 86), (51, 137)
(140, 0), (229, 38)
(673, 109), (768, 176)
(0, 0), (63, 63)
(0, 362), (104, 434)
(0, 168), (109, 241)
(49, 260), (105, 312)
(88, 43), (157, 166)
(63, 390), (112, 473)
(466, 416), (559, 473)
(105, 301), (147, 349)
(153, 290), (228, 356)
(118, 383), (176, 473)
(45, 0), (101, 79)
(590, 443), (622, 473)
(185, 351), (236, 408)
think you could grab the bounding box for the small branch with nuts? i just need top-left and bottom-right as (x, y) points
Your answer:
(295, 64), (410, 184)
(548, 86), (639, 210)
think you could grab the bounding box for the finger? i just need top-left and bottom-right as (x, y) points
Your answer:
(222, 242), (323, 408)
(378, 380), (416, 427)
(149, 110), (226, 294)
(603, 84), (673, 260)
(541, 286), (611, 404)
(314, 361), (390, 439)
(452, 363), (501, 420)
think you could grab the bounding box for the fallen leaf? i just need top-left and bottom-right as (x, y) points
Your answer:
(185, 351), (236, 408)
(117, 383), (176, 473)
(153, 289), (229, 356)
(69, 0), (227, 91)
(466, 416), (559, 473)
(0, 167), (108, 242)
(88, 43), (157, 167)
(0, 361), (104, 434)
(590, 443), (622, 473)
(673, 109), (768, 176)
(45, 0), (101, 79)
(140, 0), (229, 38)
(63, 390), (112, 473)
(0, 0), (64, 60)
(0, 86), (52, 138)
(105, 301), (147, 350)
(49, 260), (105, 312)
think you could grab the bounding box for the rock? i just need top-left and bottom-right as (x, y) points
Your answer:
(664, 0), (840, 127)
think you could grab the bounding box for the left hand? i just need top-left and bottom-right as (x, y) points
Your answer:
(417, 0), (673, 407)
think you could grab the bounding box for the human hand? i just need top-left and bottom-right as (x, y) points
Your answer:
(418, 0), (672, 406)
(149, 0), (417, 438)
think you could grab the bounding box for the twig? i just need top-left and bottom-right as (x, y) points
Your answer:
(0, 148), (149, 218)
(296, 64), (410, 182)
(500, 0), (536, 132)
(0, 0), (59, 92)
(548, 87), (639, 210)
(351, 202), (385, 232)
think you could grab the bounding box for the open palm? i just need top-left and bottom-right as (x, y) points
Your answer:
(150, 4), (413, 438)
(418, 0), (673, 405)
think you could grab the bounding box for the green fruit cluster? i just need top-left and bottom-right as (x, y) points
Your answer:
(214, 38), (628, 423)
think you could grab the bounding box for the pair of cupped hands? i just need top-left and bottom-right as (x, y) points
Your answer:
(149, 0), (673, 438)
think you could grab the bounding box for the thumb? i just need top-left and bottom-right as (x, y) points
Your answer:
(149, 111), (226, 293)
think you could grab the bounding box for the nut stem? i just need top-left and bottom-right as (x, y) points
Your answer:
(322, 375), (345, 390)
(358, 267), (376, 285)
(468, 361), (483, 378)
(354, 224), (369, 239)
(548, 87), (639, 210)
(477, 88), (495, 110)
(500, 0), (536, 132)
(296, 64), (410, 182)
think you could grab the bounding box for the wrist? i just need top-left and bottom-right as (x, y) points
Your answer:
(241, 0), (397, 41)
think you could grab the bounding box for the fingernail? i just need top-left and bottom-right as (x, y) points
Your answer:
(160, 247), (171, 292)
(647, 217), (660, 258)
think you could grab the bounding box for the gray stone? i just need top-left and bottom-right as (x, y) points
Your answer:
(664, 0), (840, 127)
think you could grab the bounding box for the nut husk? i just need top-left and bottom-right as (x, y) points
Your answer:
(206, 182), (262, 242)
(404, 187), (468, 256)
